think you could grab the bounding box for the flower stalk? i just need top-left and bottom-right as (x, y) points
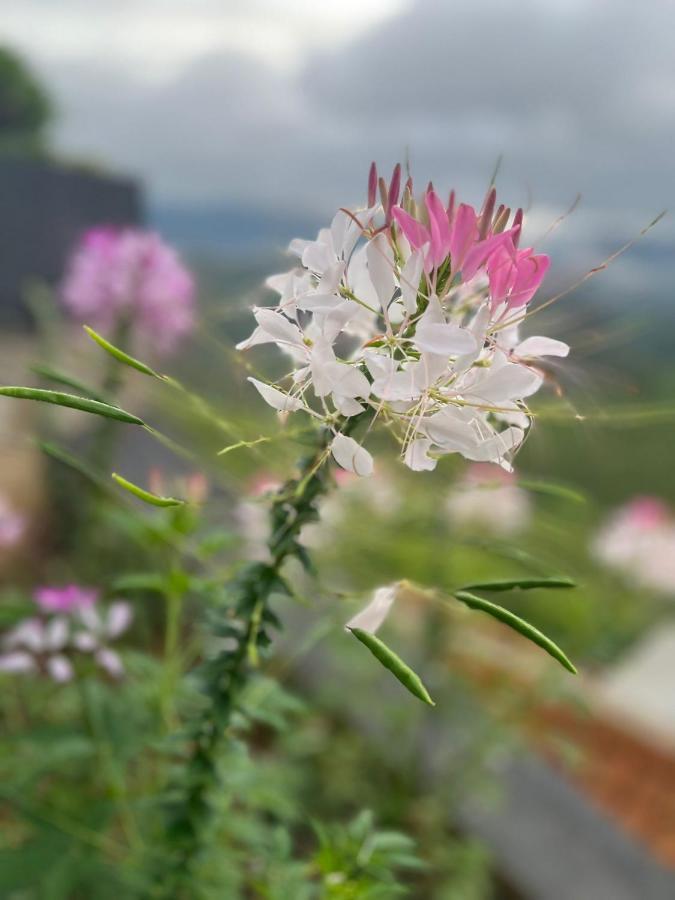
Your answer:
(157, 422), (348, 895)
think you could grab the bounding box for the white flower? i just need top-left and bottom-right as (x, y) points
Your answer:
(238, 163), (566, 475)
(0, 617), (73, 682)
(73, 602), (133, 678)
(346, 584), (400, 634)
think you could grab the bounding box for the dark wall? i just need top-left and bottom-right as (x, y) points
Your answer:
(0, 158), (142, 327)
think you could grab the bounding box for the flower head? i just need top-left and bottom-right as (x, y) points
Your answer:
(238, 163), (568, 475)
(593, 496), (675, 595)
(34, 584), (98, 614)
(61, 227), (195, 355)
(0, 585), (133, 682)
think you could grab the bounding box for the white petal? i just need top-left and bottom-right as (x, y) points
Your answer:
(422, 408), (479, 455)
(414, 322), (477, 356)
(331, 434), (374, 477)
(74, 631), (98, 652)
(0, 651), (35, 673)
(247, 378), (304, 413)
(96, 648), (124, 678)
(252, 307), (303, 347)
(468, 362), (542, 404)
(346, 584), (398, 634)
(366, 233), (395, 309)
(46, 617), (69, 651)
(334, 397), (364, 416)
(515, 336), (570, 358)
(47, 655), (74, 683)
(106, 602), (133, 638)
(399, 251), (424, 314)
(404, 438), (437, 471)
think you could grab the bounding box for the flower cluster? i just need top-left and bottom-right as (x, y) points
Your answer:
(593, 497), (675, 596)
(61, 227), (195, 355)
(238, 162), (568, 475)
(0, 585), (132, 681)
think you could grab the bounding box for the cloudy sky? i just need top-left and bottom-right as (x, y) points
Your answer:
(2, 0), (674, 259)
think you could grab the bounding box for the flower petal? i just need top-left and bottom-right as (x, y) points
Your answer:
(247, 378), (304, 413)
(331, 434), (374, 477)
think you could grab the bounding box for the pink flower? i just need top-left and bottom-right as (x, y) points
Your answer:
(61, 227), (195, 355)
(34, 585), (98, 614)
(0, 497), (26, 549)
(487, 243), (551, 312)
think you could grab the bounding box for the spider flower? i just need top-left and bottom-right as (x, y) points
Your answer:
(238, 163), (568, 475)
(445, 463), (531, 537)
(61, 227), (195, 355)
(0, 586), (133, 681)
(593, 497), (675, 596)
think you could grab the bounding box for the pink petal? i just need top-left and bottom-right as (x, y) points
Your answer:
(449, 204), (479, 273)
(392, 206), (430, 251)
(425, 190), (452, 268)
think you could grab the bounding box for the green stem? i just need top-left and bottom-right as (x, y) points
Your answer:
(153, 423), (349, 897)
(160, 578), (184, 730)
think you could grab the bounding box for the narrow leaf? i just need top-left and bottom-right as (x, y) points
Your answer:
(458, 576), (576, 593)
(348, 627), (435, 706)
(112, 473), (184, 507)
(519, 479), (587, 504)
(31, 365), (109, 403)
(0, 386), (143, 425)
(453, 590), (577, 674)
(39, 441), (112, 493)
(84, 326), (162, 379)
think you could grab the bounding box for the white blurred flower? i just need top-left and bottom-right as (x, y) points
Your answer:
(445, 463), (532, 537)
(0, 617), (73, 682)
(593, 497), (675, 596)
(238, 163), (567, 476)
(73, 602), (133, 678)
(0, 496), (26, 549)
(346, 584), (400, 634)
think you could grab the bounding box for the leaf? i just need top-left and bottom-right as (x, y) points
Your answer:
(111, 573), (167, 593)
(30, 364), (109, 403)
(458, 576), (576, 593)
(348, 627), (435, 706)
(0, 386), (143, 425)
(111, 473), (184, 507)
(39, 441), (113, 493)
(453, 590), (577, 674)
(518, 478), (587, 504)
(83, 326), (163, 379)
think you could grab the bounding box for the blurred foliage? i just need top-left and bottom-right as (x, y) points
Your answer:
(0, 45), (52, 156)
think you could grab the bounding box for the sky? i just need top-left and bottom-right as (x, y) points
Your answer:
(2, 0), (674, 265)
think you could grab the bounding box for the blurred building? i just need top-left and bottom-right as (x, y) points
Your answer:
(0, 157), (142, 327)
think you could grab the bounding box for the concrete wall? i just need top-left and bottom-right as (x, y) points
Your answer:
(0, 158), (142, 327)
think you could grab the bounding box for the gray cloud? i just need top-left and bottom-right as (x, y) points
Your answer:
(26, 0), (674, 253)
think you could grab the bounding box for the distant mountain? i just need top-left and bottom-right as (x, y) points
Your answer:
(149, 202), (321, 258)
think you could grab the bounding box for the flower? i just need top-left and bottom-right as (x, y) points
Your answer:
(0, 617), (73, 681)
(593, 497), (675, 595)
(445, 463), (532, 537)
(72, 602), (133, 678)
(34, 584), (98, 614)
(238, 162), (568, 475)
(0, 586), (133, 681)
(0, 496), (26, 549)
(346, 584), (400, 634)
(61, 227), (195, 355)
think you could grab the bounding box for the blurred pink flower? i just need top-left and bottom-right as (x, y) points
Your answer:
(34, 584), (98, 614)
(593, 496), (675, 595)
(61, 227), (195, 355)
(445, 463), (532, 537)
(0, 497), (26, 549)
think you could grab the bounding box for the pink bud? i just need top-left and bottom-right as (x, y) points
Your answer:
(367, 162), (378, 208)
(386, 163), (402, 223)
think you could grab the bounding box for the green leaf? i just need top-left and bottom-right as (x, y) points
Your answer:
(453, 590), (577, 674)
(39, 441), (112, 493)
(84, 325), (162, 379)
(518, 478), (587, 504)
(111, 473), (184, 507)
(111, 573), (167, 593)
(348, 627), (435, 706)
(0, 386), (143, 425)
(458, 576), (576, 593)
(30, 364), (109, 403)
